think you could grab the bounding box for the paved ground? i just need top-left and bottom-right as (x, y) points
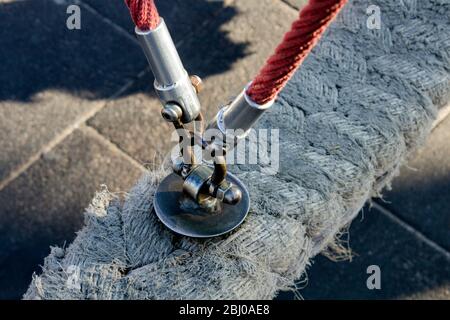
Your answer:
(0, 0), (448, 299)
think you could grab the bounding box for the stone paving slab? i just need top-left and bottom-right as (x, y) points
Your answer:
(0, 127), (144, 299)
(380, 116), (450, 250)
(89, 90), (174, 167)
(282, 0), (308, 10)
(277, 204), (450, 300)
(88, 0), (297, 165)
(0, 0), (147, 183)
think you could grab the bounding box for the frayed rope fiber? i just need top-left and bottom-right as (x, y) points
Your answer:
(25, 0), (450, 299)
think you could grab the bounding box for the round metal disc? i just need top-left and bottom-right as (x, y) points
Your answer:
(153, 172), (250, 238)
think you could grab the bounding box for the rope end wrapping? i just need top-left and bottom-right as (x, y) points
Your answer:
(125, 0), (160, 31)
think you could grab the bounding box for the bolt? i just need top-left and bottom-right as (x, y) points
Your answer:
(190, 75), (203, 94)
(161, 103), (183, 122)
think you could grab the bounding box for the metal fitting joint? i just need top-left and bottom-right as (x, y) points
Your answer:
(136, 19), (201, 123)
(207, 84), (274, 147)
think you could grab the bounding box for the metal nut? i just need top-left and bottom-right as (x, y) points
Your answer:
(190, 75), (203, 94)
(212, 181), (242, 205)
(223, 186), (242, 205)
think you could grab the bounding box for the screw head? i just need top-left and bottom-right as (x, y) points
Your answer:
(190, 75), (203, 94)
(161, 103), (183, 122)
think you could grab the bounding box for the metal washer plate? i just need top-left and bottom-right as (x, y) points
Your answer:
(154, 172), (250, 238)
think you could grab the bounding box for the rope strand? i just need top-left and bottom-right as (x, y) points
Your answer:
(246, 0), (348, 105)
(125, 0), (160, 31)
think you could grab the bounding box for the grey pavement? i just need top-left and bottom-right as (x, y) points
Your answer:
(0, 0), (449, 299)
(380, 117), (450, 251)
(0, 126), (144, 298)
(278, 202), (450, 300)
(283, 0), (308, 10)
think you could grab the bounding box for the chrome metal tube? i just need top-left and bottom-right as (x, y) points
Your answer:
(207, 86), (274, 146)
(136, 19), (201, 123)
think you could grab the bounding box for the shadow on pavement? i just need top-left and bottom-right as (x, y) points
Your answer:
(0, 0), (247, 102)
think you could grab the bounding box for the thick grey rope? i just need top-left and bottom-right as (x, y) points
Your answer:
(25, 0), (450, 299)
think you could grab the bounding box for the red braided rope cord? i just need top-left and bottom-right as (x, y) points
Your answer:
(246, 0), (348, 105)
(125, 0), (160, 31)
